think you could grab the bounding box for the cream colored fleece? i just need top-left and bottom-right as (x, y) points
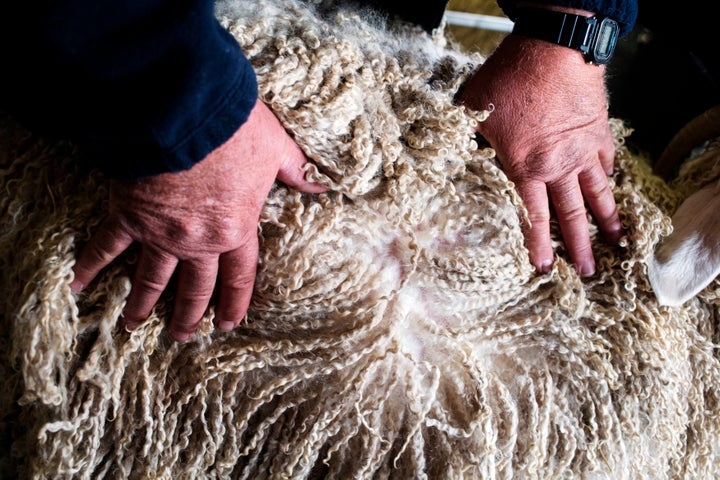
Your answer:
(1, 1), (719, 478)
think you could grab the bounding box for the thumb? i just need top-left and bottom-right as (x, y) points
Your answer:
(277, 140), (328, 193)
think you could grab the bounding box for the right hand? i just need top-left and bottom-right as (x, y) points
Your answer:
(456, 32), (623, 277)
(71, 100), (327, 341)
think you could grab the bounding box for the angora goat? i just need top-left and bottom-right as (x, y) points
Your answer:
(2, 1), (720, 479)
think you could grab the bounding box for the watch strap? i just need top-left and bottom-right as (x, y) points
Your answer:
(512, 8), (608, 63)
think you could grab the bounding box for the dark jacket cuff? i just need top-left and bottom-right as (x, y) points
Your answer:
(497, 0), (638, 37)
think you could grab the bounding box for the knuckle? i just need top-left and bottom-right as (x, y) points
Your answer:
(85, 238), (118, 265)
(171, 222), (252, 257)
(558, 204), (587, 222)
(177, 284), (217, 306)
(132, 276), (167, 297)
(526, 210), (551, 226)
(222, 273), (256, 293)
(584, 177), (612, 199)
(180, 289), (215, 304)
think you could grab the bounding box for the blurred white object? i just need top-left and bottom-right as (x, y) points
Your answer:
(649, 180), (720, 306)
(444, 11), (514, 32)
(649, 106), (720, 306)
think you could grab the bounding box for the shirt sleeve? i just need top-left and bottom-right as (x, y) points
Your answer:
(496, 0), (638, 37)
(0, 0), (258, 180)
(364, 0), (450, 32)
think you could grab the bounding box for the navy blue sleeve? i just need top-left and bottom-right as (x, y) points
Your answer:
(497, 0), (638, 37)
(365, 0), (450, 32)
(0, 0), (258, 180)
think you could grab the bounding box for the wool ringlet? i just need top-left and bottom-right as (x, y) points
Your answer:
(1, 0), (720, 478)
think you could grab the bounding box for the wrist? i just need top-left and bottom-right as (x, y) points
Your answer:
(499, 34), (606, 79)
(510, 6), (619, 65)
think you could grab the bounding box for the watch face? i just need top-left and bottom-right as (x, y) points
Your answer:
(593, 18), (619, 64)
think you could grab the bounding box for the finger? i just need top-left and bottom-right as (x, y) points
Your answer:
(579, 162), (624, 245)
(251, 100), (326, 194)
(71, 218), (133, 291)
(167, 257), (219, 342)
(516, 180), (554, 274)
(276, 139), (328, 194)
(548, 177), (595, 277)
(214, 238), (258, 332)
(122, 246), (178, 330)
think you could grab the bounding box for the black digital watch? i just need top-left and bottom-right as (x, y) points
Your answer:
(511, 8), (620, 65)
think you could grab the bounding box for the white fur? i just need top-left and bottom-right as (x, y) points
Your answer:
(649, 181), (720, 306)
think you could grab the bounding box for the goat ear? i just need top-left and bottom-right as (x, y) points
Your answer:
(649, 181), (720, 306)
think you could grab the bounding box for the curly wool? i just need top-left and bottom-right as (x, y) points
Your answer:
(1, 0), (720, 478)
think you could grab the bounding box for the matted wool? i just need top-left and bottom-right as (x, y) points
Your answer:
(1, 0), (720, 478)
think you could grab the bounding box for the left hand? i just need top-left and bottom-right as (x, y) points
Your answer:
(70, 101), (327, 341)
(457, 33), (623, 276)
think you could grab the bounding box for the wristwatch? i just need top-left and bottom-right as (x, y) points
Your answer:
(511, 8), (620, 65)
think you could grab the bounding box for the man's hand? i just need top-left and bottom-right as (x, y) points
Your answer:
(457, 33), (623, 277)
(70, 101), (326, 341)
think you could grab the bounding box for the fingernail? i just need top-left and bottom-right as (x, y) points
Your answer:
(171, 331), (193, 342)
(70, 279), (84, 292)
(539, 259), (553, 274)
(607, 228), (623, 245)
(217, 320), (235, 332)
(578, 262), (595, 277)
